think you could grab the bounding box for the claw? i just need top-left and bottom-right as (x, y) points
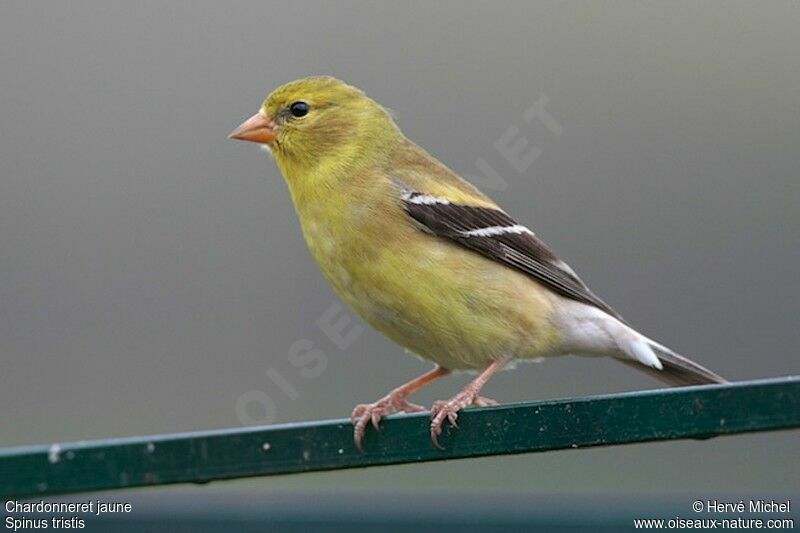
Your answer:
(349, 367), (452, 451)
(448, 411), (459, 428)
(350, 405), (366, 425)
(429, 391), (499, 448)
(430, 418), (450, 447)
(371, 411), (382, 431)
(473, 396), (498, 407)
(353, 416), (370, 452)
(431, 427), (444, 450)
(351, 395), (427, 451)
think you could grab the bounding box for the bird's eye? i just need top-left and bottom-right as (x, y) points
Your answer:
(289, 101), (310, 118)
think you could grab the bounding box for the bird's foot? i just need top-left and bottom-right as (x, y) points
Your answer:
(351, 393), (426, 451)
(430, 391), (498, 448)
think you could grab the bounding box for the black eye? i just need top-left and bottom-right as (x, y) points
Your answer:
(289, 101), (310, 118)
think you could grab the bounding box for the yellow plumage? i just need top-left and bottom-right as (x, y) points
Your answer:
(230, 75), (725, 448)
(262, 77), (558, 371)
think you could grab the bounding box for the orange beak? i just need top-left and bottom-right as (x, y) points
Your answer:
(228, 113), (277, 144)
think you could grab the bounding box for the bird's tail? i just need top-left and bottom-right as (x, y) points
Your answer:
(618, 337), (727, 386)
(563, 305), (727, 387)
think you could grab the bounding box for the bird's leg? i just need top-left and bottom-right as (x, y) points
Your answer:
(352, 366), (450, 450)
(430, 355), (510, 448)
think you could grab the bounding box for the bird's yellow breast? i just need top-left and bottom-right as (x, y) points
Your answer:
(287, 173), (560, 370)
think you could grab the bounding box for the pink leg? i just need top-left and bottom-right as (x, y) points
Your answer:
(430, 356), (510, 448)
(352, 366), (450, 451)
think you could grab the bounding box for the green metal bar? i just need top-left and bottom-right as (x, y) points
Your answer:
(1, 377), (798, 499)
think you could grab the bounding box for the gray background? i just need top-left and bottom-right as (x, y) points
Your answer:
(1, 0), (797, 499)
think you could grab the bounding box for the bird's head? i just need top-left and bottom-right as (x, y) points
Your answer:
(230, 76), (401, 178)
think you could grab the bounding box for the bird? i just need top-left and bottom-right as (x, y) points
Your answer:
(229, 76), (726, 450)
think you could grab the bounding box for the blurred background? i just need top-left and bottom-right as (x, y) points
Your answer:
(0, 0), (797, 526)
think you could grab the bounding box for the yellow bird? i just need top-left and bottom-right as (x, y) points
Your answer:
(230, 76), (726, 449)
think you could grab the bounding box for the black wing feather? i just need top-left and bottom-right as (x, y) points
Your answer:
(401, 191), (623, 321)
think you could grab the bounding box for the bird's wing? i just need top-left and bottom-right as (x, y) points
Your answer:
(397, 186), (624, 321)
